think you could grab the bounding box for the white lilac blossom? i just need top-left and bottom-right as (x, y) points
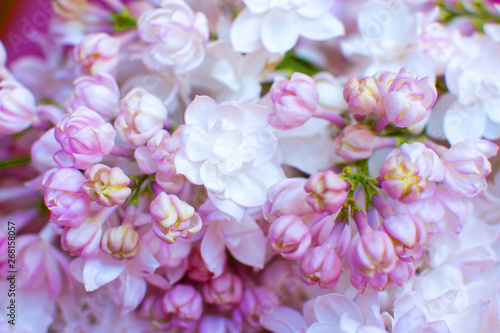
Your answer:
(440, 41), (500, 143)
(230, 0), (345, 54)
(174, 95), (284, 218)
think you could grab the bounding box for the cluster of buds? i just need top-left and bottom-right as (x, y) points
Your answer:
(344, 68), (437, 128)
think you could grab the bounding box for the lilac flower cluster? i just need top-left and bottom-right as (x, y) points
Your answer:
(2, 0), (500, 332)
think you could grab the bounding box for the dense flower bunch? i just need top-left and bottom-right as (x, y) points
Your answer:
(2, 0), (500, 332)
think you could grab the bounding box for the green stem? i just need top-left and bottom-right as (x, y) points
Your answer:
(0, 156), (31, 170)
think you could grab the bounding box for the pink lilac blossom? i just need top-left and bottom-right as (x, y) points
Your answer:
(54, 106), (116, 169)
(138, 0), (209, 73)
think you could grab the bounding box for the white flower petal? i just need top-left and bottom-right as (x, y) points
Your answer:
(184, 95), (217, 129)
(298, 14), (344, 41)
(83, 256), (125, 292)
(261, 9), (299, 54)
(231, 9), (264, 53)
(201, 224), (226, 277)
(227, 171), (267, 207)
(443, 102), (485, 144)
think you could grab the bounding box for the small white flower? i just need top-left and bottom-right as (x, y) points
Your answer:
(230, 0), (344, 54)
(174, 95), (284, 218)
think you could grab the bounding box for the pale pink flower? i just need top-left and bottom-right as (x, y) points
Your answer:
(343, 76), (384, 116)
(441, 139), (499, 197)
(134, 129), (184, 192)
(142, 229), (191, 284)
(199, 200), (266, 277)
(74, 32), (120, 75)
(61, 219), (102, 259)
(140, 295), (171, 330)
(138, 0), (209, 73)
(382, 69), (437, 128)
(0, 80), (37, 134)
(150, 192), (202, 244)
(263, 177), (312, 223)
(188, 245), (214, 282)
(101, 226), (140, 260)
(270, 73), (318, 129)
(334, 124), (375, 161)
(174, 95), (283, 219)
(202, 271), (243, 311)
(43, 168), (91, 227)
(235, 287), (278, 329)
(268, 215), (311, 260)
(382, 213), (427, 261)
(299, 245), (343, 289)
(380, 142), (444, 203)
(54, 106), (116, 169)
(70, 244), (160, 312)
(30, 128), (60, 173)
(69, 73), (120, 120)
(17, 233), (72, 298)
(230, 0), (344, 54)
(348, 230), (397, 291)
(114, 88), (168, 146)
(260, 306), (307, 333)
(305, 292), (386, 332)
(418, 22), (460, 76)
(163, 284), (203, 328)
(304, 170), (349, 214)
(82, 164), (131, 207)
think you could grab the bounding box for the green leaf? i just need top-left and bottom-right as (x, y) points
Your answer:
(275, 52), (320, 76)
(111, 7), (137, 32)
(0, 156), (31, 170)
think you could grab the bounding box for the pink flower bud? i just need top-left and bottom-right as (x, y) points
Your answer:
(388, 260), (414, 287)
(54, 106), (116, 169)
(43, 168), (91, 227)
(135, 128), (184, 192)
(382, 213), (427, 261)
(114, 88), (168, 146)
(373, 70), (398, 97)
(138, 2), (209, 73)
(101, 225), (140, 260)
(382, 69), (437, 128)
(150, 192), (202, 243)
(140, 295), (170, 330)
(263, 177), (312, 223)
(202, 271), (243, 311)
(343, 76), (384, 116)
(74, 32), (120, 75)
(349, 230), (397, 279)
(0, 80), (37, 134)
(69, 73), (120, 120)
(82, 164), (131, 207)
(163, 284), (203, 328)
(61, 219), (102, 259)
(304, 170), (349, 214)
(187, 246), (214, 282)
(380, 142), (444, 203)
(270, 72), (319, 129)
(236, 287), (277, 329)
(334, 124), (375, 161)
(441, 139), (499, 197)
(267, 215), (311, 260)
(299, 245), (343, 289)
